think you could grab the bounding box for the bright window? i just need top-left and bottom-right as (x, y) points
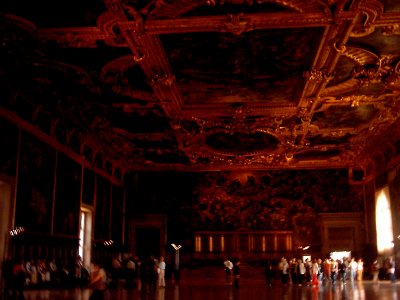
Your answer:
(376, 186), (394, 255)
(79, 208), (92, 268)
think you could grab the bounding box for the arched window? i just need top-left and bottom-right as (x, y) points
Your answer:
(376, 186), (394, 255)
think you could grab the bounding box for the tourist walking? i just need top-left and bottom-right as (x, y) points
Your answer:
(371, 259), (380, 283)
(264, 260), (273, 286)
(233, 260), (241, 288)
(88, 262), (107, 300)
(157, 256), (166, 288)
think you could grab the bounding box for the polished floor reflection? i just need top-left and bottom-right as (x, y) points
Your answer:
(19, 270), (400, 300)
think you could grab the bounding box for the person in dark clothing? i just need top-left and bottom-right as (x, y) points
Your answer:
(2, 257), (14, 299)
(388, 257), (396, 283)
(233, 260), (241, 289)
(147, 255), (157, 290)
(139, 259), (148, 289)
(264, 260), (273, 286)
(338, 259), (347, 283)
(12, 259), (26, 300)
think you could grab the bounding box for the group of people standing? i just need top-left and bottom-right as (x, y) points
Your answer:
(88, 255), (167, 300)
(273, 256), (396, 287)
(2, 254), (168, 300)
(110, 254), (167, 290)
(276, 257), (365, 287)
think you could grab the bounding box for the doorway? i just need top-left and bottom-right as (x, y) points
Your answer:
(136, 228), (160, 259)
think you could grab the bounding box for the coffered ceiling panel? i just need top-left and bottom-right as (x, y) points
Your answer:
(161, 28), (322, 105)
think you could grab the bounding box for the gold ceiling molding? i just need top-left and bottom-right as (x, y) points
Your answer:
(382, 24), (400, 36)
(100, 55), (138, 82)
(3, 14), (37, 33)
(303, 69), (335, 83)
(323, 48), (400, 96)
(350, 0), (384, 38)
(343, 47), (379, 65)
(100, 56), (158, 101)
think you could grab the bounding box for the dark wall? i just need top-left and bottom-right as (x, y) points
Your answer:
(0, 118), (124, 261)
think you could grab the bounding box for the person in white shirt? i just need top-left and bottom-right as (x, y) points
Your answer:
(350, 258), (358, 282)
(224, 258), (233, 285)
(158, 256), (166, 287)
(279, 257), (289, 284)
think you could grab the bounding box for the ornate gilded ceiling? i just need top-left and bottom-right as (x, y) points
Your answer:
(1, 0), (400, 178)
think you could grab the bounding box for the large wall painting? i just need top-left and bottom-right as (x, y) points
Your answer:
(82, 167), (95, 206)
(95, 175), (111, 241)
(111, 185), (124, 245)
(15, 132), (55, 233)
(132, 170), (363, 248)
(0, 118), (18, 176)
(54, 153), (81, 236)
(188, 170), (363, 247)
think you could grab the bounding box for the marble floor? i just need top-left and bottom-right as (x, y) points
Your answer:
(8, 272), (400, 300)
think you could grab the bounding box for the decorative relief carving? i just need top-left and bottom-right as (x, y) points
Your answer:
(349, 0), (384, 37)
(343, 47), (379, 65)
(169, 102), (323, 168)
(37, 28), (106, 48)
(333, 40), (346, 53)
(340, 95), (368, 107)
(100, 55), (157, 101)
(103, 0), (124, 13)
(208, 0), (331, 14)
(118, 25), (147, 62)
(384, 60), (400, 89)
(101, 56), (136, 81)
(207, 0), (255, 5)
(303, 69), (334, 83)
(350, 23), (376, 38)
(351, 55), (400, 87)
(4, 0), (400, 172)
(149, 73), (176, 88)
(382, 24), (400, 36)
(218, 13), (255, 36)
(3, 14), (37, 33)
(121, 4), (144, 32)
(325, 48), (400, 95)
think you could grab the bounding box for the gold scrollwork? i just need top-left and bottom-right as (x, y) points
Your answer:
(150, 73), (175, 87)
(350, 25), (375, 38)
(221, 13), (255, 36)
(340, 95), (368, 107)
(303, 69), (334, 83)
(333, 40), (346, 53)
(382, 24), (400, 36)
(133, 48), (146, 62)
